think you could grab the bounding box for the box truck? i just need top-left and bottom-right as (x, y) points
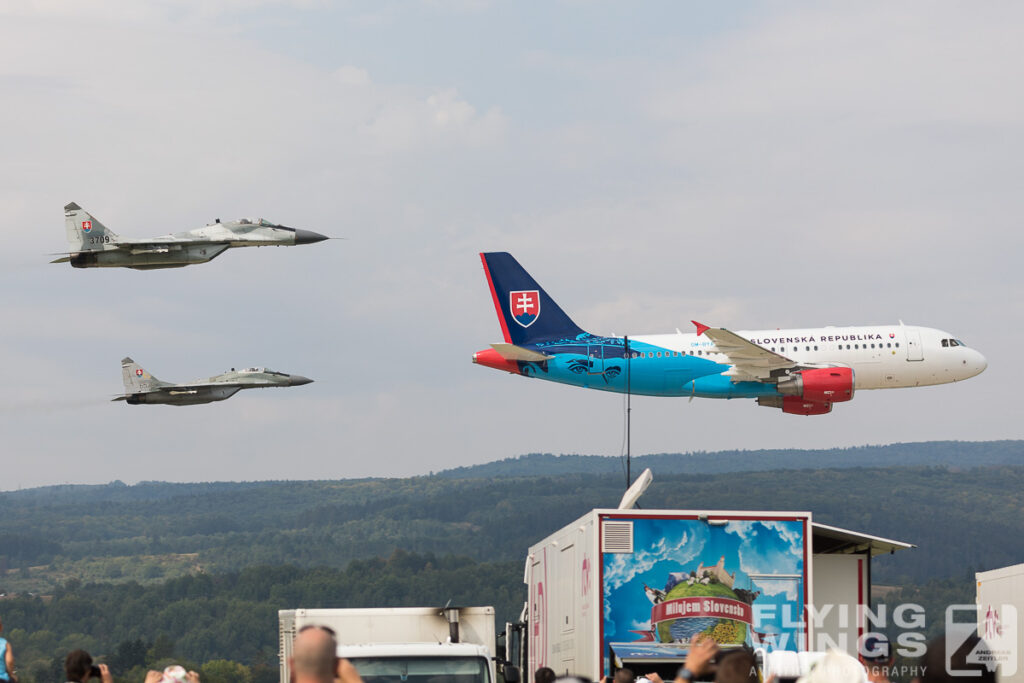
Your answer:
(976, 563), (1024, 682)
(279, 606), (501, 683)
(525, 508), (912, 680)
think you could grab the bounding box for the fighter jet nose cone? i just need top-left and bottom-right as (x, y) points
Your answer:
(293, 229), (329, 245)
(289, 375), (314, 386)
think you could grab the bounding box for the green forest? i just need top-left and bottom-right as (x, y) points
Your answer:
(2, 553), (521, 683)
(0, 441), (1019, 683)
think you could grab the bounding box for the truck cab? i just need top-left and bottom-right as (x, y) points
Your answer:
(279, 607), (499, 683)
(338, 642), (494, 683)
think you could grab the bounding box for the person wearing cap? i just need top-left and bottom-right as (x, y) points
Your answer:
(797, 649), (866, 683)
(143, 665), (200, 683)
(858, 634), (894, 683)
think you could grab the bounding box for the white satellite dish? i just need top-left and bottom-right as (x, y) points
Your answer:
(617, 468), (653, 510)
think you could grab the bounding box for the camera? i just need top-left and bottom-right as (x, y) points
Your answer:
(89, 665), (102, 679)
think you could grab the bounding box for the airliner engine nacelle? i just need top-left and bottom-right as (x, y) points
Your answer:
(777, 367), (855, 403)
(756, 396), (834, 415)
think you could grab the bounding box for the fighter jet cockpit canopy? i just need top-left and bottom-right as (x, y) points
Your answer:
(237, 218), (276, 227)
(235, 367), (287, 376)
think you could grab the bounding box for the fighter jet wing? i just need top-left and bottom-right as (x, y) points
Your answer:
(49, 240), (182, 260)
(692, 320), (796, 381)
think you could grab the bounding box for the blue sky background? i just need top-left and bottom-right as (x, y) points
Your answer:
(1, 1), (1022, 487)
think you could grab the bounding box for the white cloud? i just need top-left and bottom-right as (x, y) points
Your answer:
(629, 618), (652, 633)
(751, 579), (800, 601)
(726, 521), (804, 600)
(604, 527), (706, 592)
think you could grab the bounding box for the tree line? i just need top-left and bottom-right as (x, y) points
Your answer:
(1, 552), (522, 683)
(2, 463), (1023, 591)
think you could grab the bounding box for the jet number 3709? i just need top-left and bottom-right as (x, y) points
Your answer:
(87, 235), (111, 245)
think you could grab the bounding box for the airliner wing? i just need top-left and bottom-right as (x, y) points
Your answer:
(693, 321), (795, 381)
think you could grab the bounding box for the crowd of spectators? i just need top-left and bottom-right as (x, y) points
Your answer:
(0, 619), (1002, 683)
(536, 631), (1000, 683)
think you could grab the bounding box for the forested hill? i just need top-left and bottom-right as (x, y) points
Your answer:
(2, 453), (1024, 591)
(6, 441), (1021, 506)
(435, 440), (1024, 478)
(2, 443), (1022, 683)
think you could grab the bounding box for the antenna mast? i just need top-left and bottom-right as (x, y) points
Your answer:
(625, 335), (631, 491)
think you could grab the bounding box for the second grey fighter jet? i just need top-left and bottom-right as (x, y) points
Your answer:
(113, 358), (313, 406)
(53, 203), (328, 269)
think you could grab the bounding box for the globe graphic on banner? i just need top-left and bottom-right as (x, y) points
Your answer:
(652, 561), (751, 646)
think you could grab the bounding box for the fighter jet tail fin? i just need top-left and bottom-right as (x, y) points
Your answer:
(121, 357), (165, 393)
(65, 202), (119, 251)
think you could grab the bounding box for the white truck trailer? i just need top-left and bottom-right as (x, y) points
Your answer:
(279, 607), (500, 683)
(525, 508), (912, 680)
(976, 563), (1024, 681)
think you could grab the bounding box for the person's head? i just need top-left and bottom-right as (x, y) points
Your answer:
(291, 625), (338, 683)
(916, 634), (996, 683)
(796, 649), (864, 683)
(157, 666), (190, 683)
(534, 668), (556, 683)
(613, 669), (634, 683)
(65, 650), (94, 683)
(714, 650), (758, 683)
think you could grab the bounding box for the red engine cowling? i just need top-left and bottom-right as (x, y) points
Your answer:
(781, 396), (832, 415)
(757, 395), (833, 415)
(777, 367), (855, 403)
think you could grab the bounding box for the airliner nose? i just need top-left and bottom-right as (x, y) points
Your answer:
(974, 350), (988, 375)
(964, 349), (987, 378)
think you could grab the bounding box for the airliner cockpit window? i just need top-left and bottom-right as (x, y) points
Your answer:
(954, 339), (965, 347)
(942, 339), (949, 347)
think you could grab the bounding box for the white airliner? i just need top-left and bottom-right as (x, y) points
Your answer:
(473, 252), (987, 415)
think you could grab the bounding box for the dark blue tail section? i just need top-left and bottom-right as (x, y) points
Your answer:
(480, 252), (586, 345)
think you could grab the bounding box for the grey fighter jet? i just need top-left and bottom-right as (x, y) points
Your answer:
(53, 202), (328, 270)
(113, 358), (313, 406)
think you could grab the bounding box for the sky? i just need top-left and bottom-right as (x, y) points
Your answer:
(1, 1), (1022, 489)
